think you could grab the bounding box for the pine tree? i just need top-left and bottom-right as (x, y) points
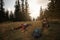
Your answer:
(14, 0), (21, 21)
(55, 0), (60, 18)
(48, 0), (55, 11)
(5, 10), (9, 21)
(14, 0), (31, 21)
(37, 6), (43, 20)
(47, 0), (60, 19)
(21, 0), (24, 13)
(44, 0), (55, 19)
(10, 11), (14, 21)
(25, 0), (31, 21)
(21, 0), (26, 21)
(0, 0), (5, 22)
(40, 6), (44, 20)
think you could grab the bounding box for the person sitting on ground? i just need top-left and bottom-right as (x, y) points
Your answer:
(21, 23), (27, 32)
(42, 17), (49, 28)
(14, 23), (31, 32)
(32, 28), (42, 39)
(21, 23), (32, 32)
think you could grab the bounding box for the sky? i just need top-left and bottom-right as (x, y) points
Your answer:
(4, 0), (50, 19)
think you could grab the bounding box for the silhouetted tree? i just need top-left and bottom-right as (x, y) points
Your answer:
(0, 0), (5, 22)
(47, 0), (55, 18)
(46, 0), (60, 19)
(37, 6), (43, 21)
(14, 0), (21, 21)
(33, 18), (35, 21)
(24, 0), (31, 21)
(14, 0), (31, 21)
(10, 11), (14, 21)
(55, 0), (60, 18)
(21, 0), (27, 21)
(5, 10), (9, 21)
(21, 0), (24, 12)
(40, 6), (44, 20)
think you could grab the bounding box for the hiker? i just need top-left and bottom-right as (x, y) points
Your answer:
(32, 28), (42, 39)
(42, 17), (49, 29)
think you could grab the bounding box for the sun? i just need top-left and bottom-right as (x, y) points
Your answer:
(28, 0), (50, 19)
(28, 0), (40, 19)
(8, 8), (11, 11)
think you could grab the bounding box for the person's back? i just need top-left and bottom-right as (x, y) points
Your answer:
(32, 28), (42, 39)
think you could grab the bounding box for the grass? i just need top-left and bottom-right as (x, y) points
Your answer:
(41, 21), (60, 40)
(0, 21), (42, 40)
(0, 21), (60, 40)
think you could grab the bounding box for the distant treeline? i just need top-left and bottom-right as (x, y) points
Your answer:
(0, 0), (31, 23)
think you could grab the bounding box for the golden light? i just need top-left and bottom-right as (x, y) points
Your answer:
(28, 0), (40, 19)
(7, 8), (11, 14)
(28, 0), (50, 19)
(8, 8), (11, 12)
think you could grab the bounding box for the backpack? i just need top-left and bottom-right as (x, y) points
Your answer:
(32, 28), (42, 38)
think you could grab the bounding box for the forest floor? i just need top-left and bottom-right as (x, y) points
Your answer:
(0, 21), (60, 40)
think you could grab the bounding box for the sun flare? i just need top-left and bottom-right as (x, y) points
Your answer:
(28, 0), (40, 19)
(28, 0), (50, 19)
(8, 8), (11, 11)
